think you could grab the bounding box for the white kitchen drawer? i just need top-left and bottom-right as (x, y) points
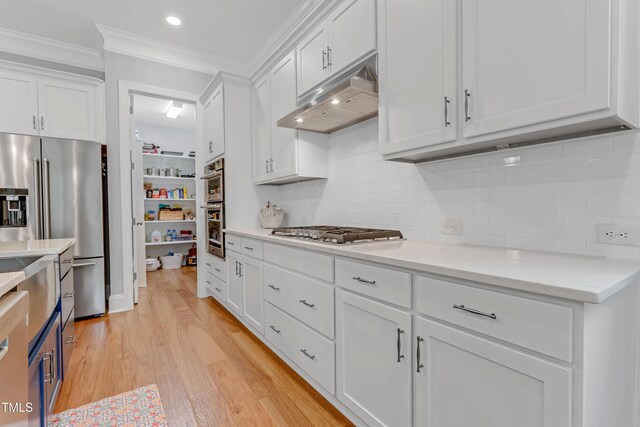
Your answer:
(264, 263), (335, 338)
(264, 243), (334, 283)
(265, 302), (336, 394)
(204, 254), (226, 282)
(241, 238), (263, 260)
(225, 234), (242, 251)
(206, 272), (227, 303)
(415, 275), (574, 362)
(335, 258), (411, 308)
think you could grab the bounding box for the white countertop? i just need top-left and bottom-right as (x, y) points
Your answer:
(0, 271), (26, 299)
(0, 238), (75, 259)
(226, 228), (640, 304)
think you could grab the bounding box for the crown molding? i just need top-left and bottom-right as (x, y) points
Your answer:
(0, 27), (104, 71)
(248, 0), (341, 80)
(96, 24), (249, 77)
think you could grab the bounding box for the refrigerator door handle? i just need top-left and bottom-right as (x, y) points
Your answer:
(42, 158), (51, 239)
(32, 157), (42, 239)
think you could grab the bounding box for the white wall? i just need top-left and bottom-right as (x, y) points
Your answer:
(136, 123), (196, 154)
(103, 52), (212, 297)
(276, 118), (640, 261)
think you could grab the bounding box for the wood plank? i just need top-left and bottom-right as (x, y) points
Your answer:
(54, 267), (352, 426)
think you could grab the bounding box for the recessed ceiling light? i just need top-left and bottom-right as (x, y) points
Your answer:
(166, 16), (181, 26)
(331, 99), (340, 105)
(166, 101), (183, 118)
(296, 118), (304, 123)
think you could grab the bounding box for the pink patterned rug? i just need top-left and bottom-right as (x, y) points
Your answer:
(50, 384), (168, 427)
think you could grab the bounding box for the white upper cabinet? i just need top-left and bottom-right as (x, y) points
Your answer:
(378, 0), (457, 156)
(297, 26), (330, 96)
(202, 94), (215, 162)
(203, 84), (225, 163)
(211, 87), (225, 159)
(461, 0), (610, 139)
(253, 76), (271, 183)
(269, 52), (298, 180)
(37, 78), (97, 141)
(252, 51), (328, 185)
(0, 70), (39, 136)
(296, 0), (376, 96)
(380, 0), (639, 161)
(414, 317), (572, 427)
(0, 65), (104, 142)
(327, 0), (377, 73)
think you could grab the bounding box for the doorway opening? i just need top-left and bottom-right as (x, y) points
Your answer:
(130, 93), (198, 295)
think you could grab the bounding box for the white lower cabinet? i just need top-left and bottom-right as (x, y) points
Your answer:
(241, 256), (264, 333)
(414, 317), (572, 427)
(336, 289), (412, 427)
(226, 250), (243, 314)
(265, 302), (336, 393)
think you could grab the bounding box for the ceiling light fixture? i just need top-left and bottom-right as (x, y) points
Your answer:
(166, 101), (183, 118)
(296, 118), (304, 123)
(166, 16), (182, 26)
(331, 99), (340, 105)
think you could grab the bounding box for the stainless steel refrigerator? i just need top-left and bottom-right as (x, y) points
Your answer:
(0, 133), (106, 318)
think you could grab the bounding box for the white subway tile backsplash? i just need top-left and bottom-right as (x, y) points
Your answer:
(275, 120), (640, 260)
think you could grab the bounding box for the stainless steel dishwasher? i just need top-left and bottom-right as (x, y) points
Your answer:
(0, 290), (29, 426)
(0, 255), (57, 349)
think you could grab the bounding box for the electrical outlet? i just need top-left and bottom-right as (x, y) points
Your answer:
(596, 224), (639, 246)
(441, 219), (463, 236)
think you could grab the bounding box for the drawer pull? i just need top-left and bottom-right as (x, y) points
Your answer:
(244, 246), (254, 251)
(63, 291), (74, 298)
(206, 263), (212, 267)
(416, 336), (424, 373)
(227, 242), (235, 246)
(397, 328), (405, 363)
(300, 349), (316, 360)
(215, 268), (222, 272)
(268, 284), (280, 291)
(352, 276), (376, 285)
(215, 287), (222, 293)
(269, 325), (281, 334)
(206, 280), (212, 285)
(453, 304), (497, 320)
(299, 299), (315, 308)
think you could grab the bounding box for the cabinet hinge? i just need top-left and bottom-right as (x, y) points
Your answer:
(131, 161), (135, 171)
(133, 272), (138, 281)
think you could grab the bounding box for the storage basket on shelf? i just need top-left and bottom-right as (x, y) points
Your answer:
(145, 258), (160, 272)
(158, 209), (184, 221)
(160, 254), (183, 270)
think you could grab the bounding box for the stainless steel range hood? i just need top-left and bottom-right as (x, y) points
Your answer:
(277, 65), (378, 134)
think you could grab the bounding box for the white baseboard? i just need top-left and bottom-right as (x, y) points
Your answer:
(108, 293), (134, 314)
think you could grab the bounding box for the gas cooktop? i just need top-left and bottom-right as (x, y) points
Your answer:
(271, 226), (404, 244)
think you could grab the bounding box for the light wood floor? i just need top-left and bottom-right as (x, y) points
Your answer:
(55, 267), (353, 426)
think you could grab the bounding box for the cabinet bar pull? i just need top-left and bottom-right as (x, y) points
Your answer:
(300, 349), (315, 360)
(327, 46), (332, 66)
(299, 299), (315, 308)
(63, 291), (74, 298)
(206, 263), (212, 267)
(268, 284), (280, 291)
(266, 159), (270, 173)
(42, 352), (51, 382)
(352, 276), (376, 285)
(270, 158), (274, 171)
(269, 325), (281, 334)
(33, 115), (37, 130)
(464, 90), (471, 122)
(227, 242), (235, 246)
(215, 287), (222, 292)
(322, 50), (327, 70)
(49, 348), (55, 384)
(238, 263), (243, 278)
(235, 261), (239, 276)
(64, 335), (76, 345)
(397, 328), (405, 363)
(444, 96), (451, 127)
(453, 304), (497, 319)
(416, 336), (424, 373)
(244, 246), (254, 251)
(40, 116), (45, 130)
(215, 268), (221, 272)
